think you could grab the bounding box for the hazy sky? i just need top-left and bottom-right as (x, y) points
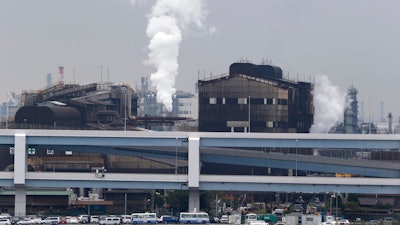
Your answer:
(1, 0), (400, 123)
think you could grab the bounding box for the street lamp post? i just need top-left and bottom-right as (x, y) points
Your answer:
(335, 191), (339, 221)
(5, 97), (8, 129)
(248, 96), (251, 133)
(124, 92), (127, 131)
(331, 191), (339, 221)
(175, 138), (178, 174)
(295, 140), (298, 177)
(124, 193), (128, 215)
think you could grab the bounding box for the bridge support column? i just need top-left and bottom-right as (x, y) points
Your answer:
(15, 186), (26, 216)
(14, 133), (27, 216)
(188, 188), (200, 212)
(188, 137), (200, 212)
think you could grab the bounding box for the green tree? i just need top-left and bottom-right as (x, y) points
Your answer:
(200, 191), (213, 213)
(347, 193), (359, 204)
(166, 190), (189, 214)
(165, 190), (215, 214)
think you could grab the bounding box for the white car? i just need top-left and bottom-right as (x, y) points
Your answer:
(90, 216), (99, 224)
(247, 221), (267, 225)
(220, 215), (229, 224)
(99, 217), (120, 225)
(120, 216), (131, 224)
(67, 217), (79, 224)
(17, 219), (35, 225)
(0, 218), (11, 225)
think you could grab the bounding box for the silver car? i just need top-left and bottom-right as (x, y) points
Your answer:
(0, 218), (11, 225)
(40, 217), (60, 225)
(17, 219), (35, 225)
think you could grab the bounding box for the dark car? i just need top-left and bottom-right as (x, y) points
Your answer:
(159, 216), (178, 224)
(209, 217), (220, 224)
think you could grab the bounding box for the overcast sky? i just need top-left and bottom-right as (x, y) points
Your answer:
(1, 0), (400, 123)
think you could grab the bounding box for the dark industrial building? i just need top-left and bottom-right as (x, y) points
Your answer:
(13, 82), (138, 130)
(198, 62), (314, 133)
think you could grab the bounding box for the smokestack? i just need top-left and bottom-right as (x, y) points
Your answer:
(388, 112), (393, 134)
(360, 101), (364, 123)
(58, 66), (64, 85)
(380, 101), (385, 123)
(47, 73), (52, 88)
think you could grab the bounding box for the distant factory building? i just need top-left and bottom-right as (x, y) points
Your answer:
(344, 85), (359, 134)
(198, 62), (314, 133)
(13, 82), (138, 130)
(172, 91), (198, 119)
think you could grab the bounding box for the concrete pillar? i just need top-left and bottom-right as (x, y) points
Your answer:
(14, 133), (26, 185)
(188, 137), (200, 212)
(15, 186), (26, 217)
(14, 133), (27, 216)
(188, 188), (200, 212)
(188, 137), (200, 189)
(79, 188), (85, 197)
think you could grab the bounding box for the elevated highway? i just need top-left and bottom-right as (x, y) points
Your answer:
(0, 129), (399, 215)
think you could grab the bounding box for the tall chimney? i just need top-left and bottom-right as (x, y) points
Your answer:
(58, 66), (64, 85)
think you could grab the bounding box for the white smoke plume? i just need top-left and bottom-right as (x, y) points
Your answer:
(144, 0), (209, 112)
(310, 75), (345, 133)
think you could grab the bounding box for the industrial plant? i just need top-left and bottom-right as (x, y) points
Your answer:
(0, 62), (399, 218)
(198, 62), (314, 133)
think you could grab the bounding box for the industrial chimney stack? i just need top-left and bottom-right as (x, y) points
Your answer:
(388, 112), (393, 134)
(58, 66), (64, 85)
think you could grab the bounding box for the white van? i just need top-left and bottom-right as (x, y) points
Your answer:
(99, 217), (120, 225)
(90, 216), (99, 224)
(131, 213), (157, 224)
(121, 215), (132, 224)
(244, 213), (258, 225)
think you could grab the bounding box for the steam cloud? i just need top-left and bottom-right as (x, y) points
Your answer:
(144, 0), (209, 112)
(310, 75), (345, 133)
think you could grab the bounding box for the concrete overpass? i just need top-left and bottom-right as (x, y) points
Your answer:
(0, 129), (399, 216)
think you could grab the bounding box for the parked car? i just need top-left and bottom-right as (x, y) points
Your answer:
(368, 220), (380, 225)
(0, 218), (12, 225)
(16, 219), (34, 225)
(99, 217), (120, 225)
(209, 217), (219, 224)
(121, 216), (131, 224)
(40, 217), (60, 225)
(220, 215), (229, 224)
(274, 223), (286, 225)
(11, 217), (23, 225)
(59, 218), (67, 224)
(159, 216), (178, 224)
(66, 217), (79, 224)
(247, 221), (267, 225)
(78, 216), (89, 224)
(90, 216), (99, 224)
(29, 218), (42, 225)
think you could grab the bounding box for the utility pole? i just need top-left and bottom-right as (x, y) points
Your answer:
(248, 96), (251, 133)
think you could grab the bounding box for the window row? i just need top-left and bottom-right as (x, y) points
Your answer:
(209, 97), (288, 105)
(179, 110), (192, 115)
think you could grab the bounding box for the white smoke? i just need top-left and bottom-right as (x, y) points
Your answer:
(310, 75), (345, 133)
(144, 0), (209, 112)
